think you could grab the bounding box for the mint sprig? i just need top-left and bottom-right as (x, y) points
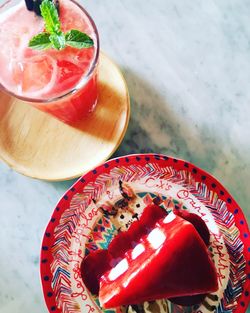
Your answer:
(29, 0), (94, 51)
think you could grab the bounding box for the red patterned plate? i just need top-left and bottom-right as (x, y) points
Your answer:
(40, 154), (250, 313)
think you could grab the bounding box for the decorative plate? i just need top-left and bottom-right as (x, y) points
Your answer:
(41, 154), (250, 313)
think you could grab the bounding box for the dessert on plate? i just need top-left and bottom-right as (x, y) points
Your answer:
(81, 203), (218, 309)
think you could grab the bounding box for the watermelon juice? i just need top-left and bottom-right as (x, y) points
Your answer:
(0, 0), (99, 123)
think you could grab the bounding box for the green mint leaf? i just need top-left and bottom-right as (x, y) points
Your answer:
(40, 0), (61, 34)
(29, 2), (94, 51)
(28, 32), (52, 50)
(49, 32), (66, 50)
(65, 30), (94, 48)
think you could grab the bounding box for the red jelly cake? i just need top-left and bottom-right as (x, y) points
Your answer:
(81, 204), (218, 308)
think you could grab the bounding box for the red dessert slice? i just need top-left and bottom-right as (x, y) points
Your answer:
(81, 204), (217, 308)
(99, 213), (218, 308)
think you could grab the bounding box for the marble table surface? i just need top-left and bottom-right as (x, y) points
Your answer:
(0, 0), (249, 312)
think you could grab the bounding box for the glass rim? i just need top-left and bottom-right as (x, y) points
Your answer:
(0, 0), (100, 104)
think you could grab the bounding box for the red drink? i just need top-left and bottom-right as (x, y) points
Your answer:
(0, 0), (99, 123)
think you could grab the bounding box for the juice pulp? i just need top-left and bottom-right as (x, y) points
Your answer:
(0, 0), (99, 123)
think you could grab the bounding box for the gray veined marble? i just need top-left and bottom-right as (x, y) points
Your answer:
(0, 0), (249, 312)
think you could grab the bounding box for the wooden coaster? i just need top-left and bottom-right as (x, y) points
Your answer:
(0, 53), (130, 181)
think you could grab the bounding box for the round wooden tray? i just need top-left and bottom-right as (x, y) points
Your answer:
(0, 53), (130, 181)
